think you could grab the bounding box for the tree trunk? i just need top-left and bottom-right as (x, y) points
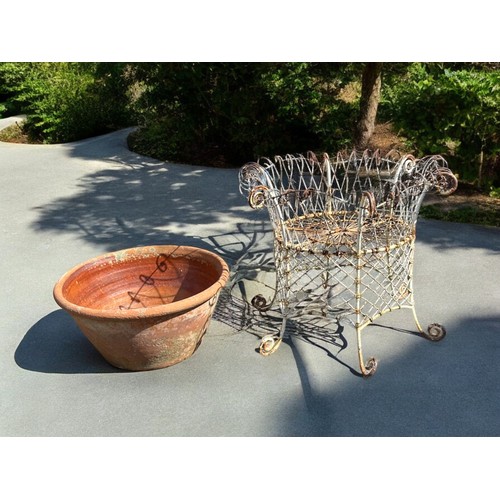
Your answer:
(355, 62), (383, 149)
(478, 147), (484, 188)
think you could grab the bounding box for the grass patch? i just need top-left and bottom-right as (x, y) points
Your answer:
(420, 204), (500, 227)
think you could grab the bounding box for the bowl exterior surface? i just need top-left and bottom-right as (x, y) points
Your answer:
(54, 245), (229, 371)
(71, 293), (220, 370)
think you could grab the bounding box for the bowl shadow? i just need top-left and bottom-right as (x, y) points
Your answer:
(15, 310), (122, 374)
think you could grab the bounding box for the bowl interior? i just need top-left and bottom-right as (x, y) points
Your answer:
(60, 250), (222, 312)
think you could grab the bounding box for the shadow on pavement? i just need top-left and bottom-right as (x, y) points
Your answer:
(416, 217), (500, 253)
(276, 313), (500, 436)
(15, 310), (120, 374)
(31, 136), (249, 254)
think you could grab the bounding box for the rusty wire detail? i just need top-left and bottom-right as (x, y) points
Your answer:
(239, 149), (457, 377)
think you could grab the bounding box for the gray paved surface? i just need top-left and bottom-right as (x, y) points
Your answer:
(1, 116), (499, 436)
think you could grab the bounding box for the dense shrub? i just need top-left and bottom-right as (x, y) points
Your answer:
(0, 62), (134, 143)
(381, 63), (500, 186)
(127, 63), (360, 166)
(0, 62), (30, 117)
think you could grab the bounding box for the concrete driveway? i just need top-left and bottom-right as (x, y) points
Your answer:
(1, 117), (499, 437)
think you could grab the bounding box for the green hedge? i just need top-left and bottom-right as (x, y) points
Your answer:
(381, 63), (500, 186)
(0, 62), (133, 143)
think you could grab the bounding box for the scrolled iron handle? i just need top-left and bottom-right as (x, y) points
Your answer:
(248, 185), (269, 209)
(434, 168), (458, 196)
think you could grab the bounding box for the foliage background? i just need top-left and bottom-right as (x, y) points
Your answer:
(0, 62), (134, 143)
(380, 63), (499, 187)
(0, 62), (498, 186)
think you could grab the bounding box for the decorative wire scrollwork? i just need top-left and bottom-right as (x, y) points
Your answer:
(360, 191), (377, 217)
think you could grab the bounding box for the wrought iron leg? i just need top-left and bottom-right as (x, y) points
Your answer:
(408, 253), (447, 343)
(250, 243), (282, 312)
(355, 323), (378, 377)
(259, 316), (286, 355)
(411, 306), (424, 334)
(259, 248), (289, 356)
(253, 274), (285, 355)
(355, 252), (377, 377)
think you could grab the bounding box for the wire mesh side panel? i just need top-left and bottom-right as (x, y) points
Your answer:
(272, 238), (418, 329)
(273, 246), (359, 320)
(355, 241), (417, 328)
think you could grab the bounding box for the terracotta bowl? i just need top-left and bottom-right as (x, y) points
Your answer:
(53, 245), (230, 371)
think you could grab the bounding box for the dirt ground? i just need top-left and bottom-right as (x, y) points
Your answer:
(368, 122), (500, 215)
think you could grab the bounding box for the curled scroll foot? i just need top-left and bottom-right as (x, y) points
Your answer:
(259, 335), (282, 356)
(251, 294), (272, 312)
(361, 357), (378, 378)
(424, 323), (447, 342)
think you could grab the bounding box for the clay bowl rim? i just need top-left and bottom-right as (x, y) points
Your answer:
(53, 245), (230, 320)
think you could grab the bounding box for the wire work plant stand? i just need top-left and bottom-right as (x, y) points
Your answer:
(239, 149), (458, 376)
